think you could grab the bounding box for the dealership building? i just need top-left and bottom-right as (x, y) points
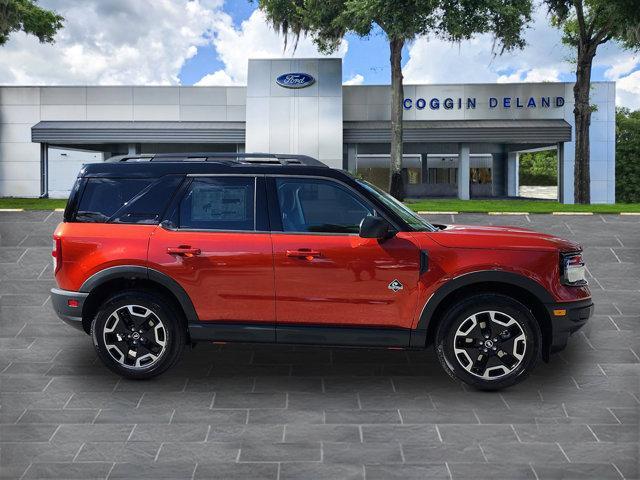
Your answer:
(0, 58), (616, 203)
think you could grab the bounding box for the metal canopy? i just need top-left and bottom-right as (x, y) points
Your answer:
(343, 119), (572, 144)
(32, 119), (571, 146)
(31, 121), (246, 144)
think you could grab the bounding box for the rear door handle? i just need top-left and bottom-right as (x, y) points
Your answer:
(167, 246), (201, 257)
(286, 249), (322, 259)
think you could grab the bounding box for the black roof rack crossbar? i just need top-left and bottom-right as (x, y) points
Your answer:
(107, 152), (327, 167)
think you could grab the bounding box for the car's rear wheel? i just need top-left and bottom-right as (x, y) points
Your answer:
(435, 293), (541, 390)
(91, 290), (186, 379)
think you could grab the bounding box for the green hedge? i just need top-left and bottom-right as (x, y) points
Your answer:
(519, 150), (558, 186)
(616, 108), (640, 203)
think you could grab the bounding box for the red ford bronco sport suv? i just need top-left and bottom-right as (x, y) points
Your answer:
(51, 153), (593, 390)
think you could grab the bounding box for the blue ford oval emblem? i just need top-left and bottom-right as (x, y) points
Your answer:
(276, 72), (315, 89)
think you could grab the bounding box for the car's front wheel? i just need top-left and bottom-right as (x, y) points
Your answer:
(435, 293), (541, 390)
(91, 290), (186, 379)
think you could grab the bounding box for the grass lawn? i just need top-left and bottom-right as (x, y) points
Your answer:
(1, 197), (640, 214)
(405, 199), (640, 214)
(0, 198), (67, 210)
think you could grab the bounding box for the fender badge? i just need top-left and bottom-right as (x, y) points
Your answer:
(388, 279), (403, 292)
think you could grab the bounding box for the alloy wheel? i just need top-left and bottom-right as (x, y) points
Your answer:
(103, 305), (167, 369)
(452, 310), (526, 380)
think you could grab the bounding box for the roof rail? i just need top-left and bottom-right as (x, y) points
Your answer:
(106, 152), (327, 167)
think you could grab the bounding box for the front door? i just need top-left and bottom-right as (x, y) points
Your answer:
(147, 175), (275, 339)
(270, 177), (421, 340)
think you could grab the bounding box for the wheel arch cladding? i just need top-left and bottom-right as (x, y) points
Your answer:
(419, 271), (553, 361)
(79, 266), (198, 335)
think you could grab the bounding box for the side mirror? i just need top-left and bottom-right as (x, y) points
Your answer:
(359, 215), (393, 239)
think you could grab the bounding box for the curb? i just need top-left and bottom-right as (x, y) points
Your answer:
(0, 208), (24, 212)
(620, 212), (640, 216)
(417, 211), (458, 215)
(552, 212), (594, 215)
(488, 212), (529, 215)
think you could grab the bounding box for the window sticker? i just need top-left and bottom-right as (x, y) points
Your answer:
(190, 185), (249, 221)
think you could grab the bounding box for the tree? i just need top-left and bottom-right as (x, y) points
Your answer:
(615, 107), (640, 203)
(0, 0), (64, 46)
(545, 0), (640, 204)
(519, 150), (558, 186)
(258, 0), (532, 199)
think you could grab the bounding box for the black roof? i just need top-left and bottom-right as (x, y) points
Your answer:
(80, 152), (346, 179)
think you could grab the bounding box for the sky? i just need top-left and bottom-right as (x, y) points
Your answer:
(0, 0), (638, 108)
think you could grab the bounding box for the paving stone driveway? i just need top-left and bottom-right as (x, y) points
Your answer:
(0, 211), (638, 480)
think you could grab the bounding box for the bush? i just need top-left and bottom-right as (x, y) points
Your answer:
(616, 108), (640, 203)
(519, 150), (558, 186)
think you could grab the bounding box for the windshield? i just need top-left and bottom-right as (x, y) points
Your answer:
(356, 179), (437, 232)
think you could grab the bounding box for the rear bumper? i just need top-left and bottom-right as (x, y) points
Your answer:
(546, 298), (594, 353)
(50, 288), (89, 332)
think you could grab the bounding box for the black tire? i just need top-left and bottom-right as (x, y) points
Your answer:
(91, 290), (186, 379)
(435, 293), (541, 390)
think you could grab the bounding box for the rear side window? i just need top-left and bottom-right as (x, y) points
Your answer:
(76, 178), (153, 223)
(74, 175), (182, 224)
(178, 177), (255, 231)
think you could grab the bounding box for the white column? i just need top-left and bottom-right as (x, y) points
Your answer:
(457, 143), (470, 200)
(127, 144), (137, 155)
(507, 151), (519, 197)
(557, 142), (564, 203)
(346, 144), (357, 172)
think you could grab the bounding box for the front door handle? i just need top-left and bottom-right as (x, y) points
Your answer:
(167, 245), (201, 257)
(286, 249), (322, 260)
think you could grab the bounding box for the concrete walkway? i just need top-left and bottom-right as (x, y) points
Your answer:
(1, 211), (638, 479)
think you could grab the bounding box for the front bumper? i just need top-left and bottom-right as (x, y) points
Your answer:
(546, 298), (594, 353)
(50, 288), (89, 332)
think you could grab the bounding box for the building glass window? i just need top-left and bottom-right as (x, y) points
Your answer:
(471, 168), (492, 184)
(355, 154), (422, 192)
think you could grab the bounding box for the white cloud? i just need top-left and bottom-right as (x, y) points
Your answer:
(195, 70), (238, 86)
(604, 53), (639, 80)
(0, 0), (223, 85)
(402, 9), (639, 108)
(616, 70), (640, 110)
(600, 52), (640, 110)
(403, 10), (571, 85)
(0, 1), (346, 86)
(497, 67), (561, 83)
(0, 0), (636, 110)
(343, 74), (364, 85)
(198, 9), (348, 85)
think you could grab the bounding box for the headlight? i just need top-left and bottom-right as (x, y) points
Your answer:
(560, 252), (587, 286)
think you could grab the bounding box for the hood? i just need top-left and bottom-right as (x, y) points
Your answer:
(428, 224), (582, 252)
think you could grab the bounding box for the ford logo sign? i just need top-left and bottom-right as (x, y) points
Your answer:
(276, 73), (315, 89)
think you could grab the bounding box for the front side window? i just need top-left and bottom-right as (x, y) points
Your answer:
(356, 179), (437, 232)
(275, 178), (372, 234)
(179, 177), (255, 231)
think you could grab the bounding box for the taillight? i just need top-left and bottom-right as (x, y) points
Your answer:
(560, 252), (587, 286)
(52, 237), (62, 273)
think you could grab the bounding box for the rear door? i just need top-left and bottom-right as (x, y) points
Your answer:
(269, 176), (421, 342)
(147, 175), (275, 340)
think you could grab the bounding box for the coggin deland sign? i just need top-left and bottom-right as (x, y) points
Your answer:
(403, 95), (565, 110)
(275, 71), (566, 111)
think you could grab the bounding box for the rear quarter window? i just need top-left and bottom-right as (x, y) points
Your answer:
(75, 176), (182, 224)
